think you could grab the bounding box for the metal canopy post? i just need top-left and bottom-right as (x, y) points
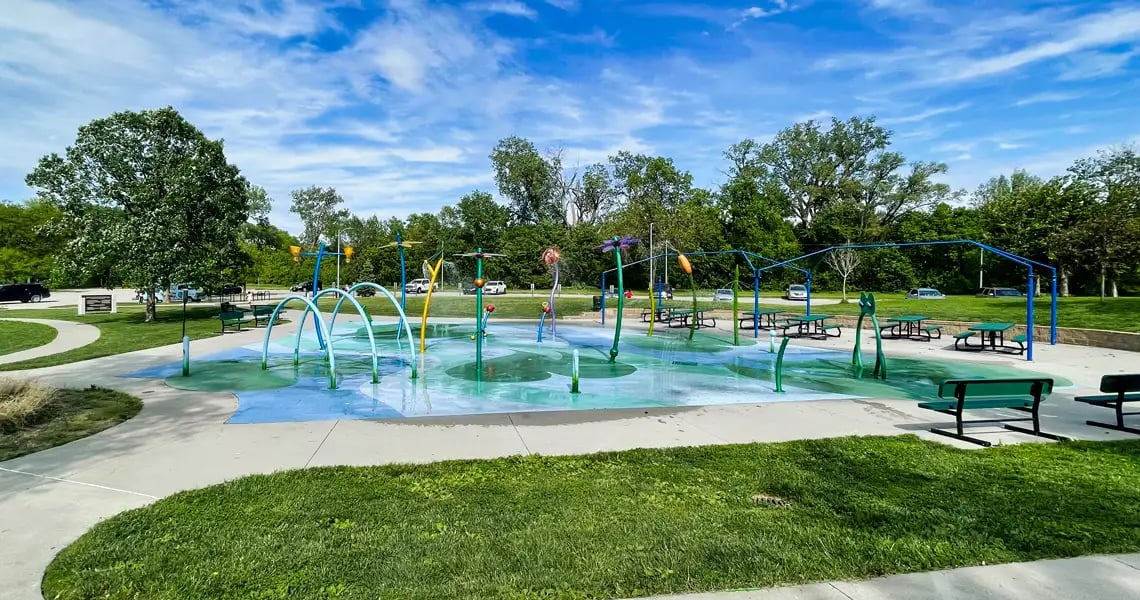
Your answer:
(600, 272), (606, 326)
(1050, 275), (1058, 345)
(1027, 267), (1036, 361)
(753, 269), (760, 338)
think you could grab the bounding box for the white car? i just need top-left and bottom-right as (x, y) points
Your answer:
(785, 284), (807, 301)
(170, 283), (203, 302)
(483, 280), (507, 295)
(712, 288), (734, 302)
(905, 287), (946, 300)
(404, 278), (438, 294)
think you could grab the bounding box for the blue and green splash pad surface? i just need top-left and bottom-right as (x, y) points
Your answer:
(123, 322), (1069, 424)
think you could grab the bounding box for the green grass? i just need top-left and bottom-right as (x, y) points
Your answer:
(0, 305), (224, 372)
(0, 320), (57, 356)
(43, 436), (1140, 600)
(0, 385), (141, 462)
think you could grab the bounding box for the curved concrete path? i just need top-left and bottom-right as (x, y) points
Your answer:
(0, 318), (101, 366)
(1, 318), (1139, 599)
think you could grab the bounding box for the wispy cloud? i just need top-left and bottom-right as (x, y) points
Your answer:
(465, 1), (537, 20)
(543, 0), (579, 10)
(1013, 91), (1085, 106)
(1056, 49), (1139, 81)
(879, 102), (970, 124)
(731, 0), (792, 28)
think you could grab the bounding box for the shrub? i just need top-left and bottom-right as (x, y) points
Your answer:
(0, 378), (59, 433)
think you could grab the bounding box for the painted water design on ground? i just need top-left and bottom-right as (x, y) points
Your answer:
(123, 322), (1070, 424)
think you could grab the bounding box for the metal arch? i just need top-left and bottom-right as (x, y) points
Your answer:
(313, 288), (380, 384)
(327, 283), (418, 380)
(260, 294), (338, 389)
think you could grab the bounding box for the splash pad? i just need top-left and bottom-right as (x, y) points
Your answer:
(125, 319), (1069, 424)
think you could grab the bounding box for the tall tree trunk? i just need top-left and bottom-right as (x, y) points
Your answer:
(841, 276), (848, 303)
(1100, 263), (1107, 302)
(1112, 279), (1119, 298)
(146, 285), (157, 322)
(1059, 268), (1070, 297)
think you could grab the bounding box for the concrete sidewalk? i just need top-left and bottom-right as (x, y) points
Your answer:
(0, 318), (101, 365)
(641, 554), (1140, 600)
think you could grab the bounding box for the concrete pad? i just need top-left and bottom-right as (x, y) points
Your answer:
(0, 318), (100, 365)
(830, 555), (1140, 600)
(639, 584), (849, 600)
(0, 472), (153, 600)
(306, 416), (530, 466)
(1115, 554), (1140, 570)
(512, 408), (726, 455)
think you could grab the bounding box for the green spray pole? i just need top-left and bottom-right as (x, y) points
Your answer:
(610, 245), (625, 362)
(475, 248), (484, 376)
(732, 264), (740, 346)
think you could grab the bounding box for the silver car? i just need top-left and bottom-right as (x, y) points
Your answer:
(785, 284), (807, 301)
(712, 288), (734, 302)
(905, 287), (945, 300)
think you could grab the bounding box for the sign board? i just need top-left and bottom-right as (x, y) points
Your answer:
(78, 294), (115, 316)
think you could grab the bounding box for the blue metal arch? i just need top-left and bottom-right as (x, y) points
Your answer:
(329, 282), (418, 380)
(260, 294), (338, 389)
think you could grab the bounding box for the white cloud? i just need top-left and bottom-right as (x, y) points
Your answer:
(997, 142), (1026, 150)
(1056, 50), (1138, 81)
(879, 102), (969, 124)
(465, 1), (538, 20)
(1013, 91), (1085, 106)
(543, 0), (579, 10)
(934, 141), (975, 153)
(731, 0), (792, 28)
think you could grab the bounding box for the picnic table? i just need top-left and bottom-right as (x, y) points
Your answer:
(785, 314), (840, 338)
(739, 309), (783, 329)
(667, 308), (716, 329)
(640, 305), (680, 323)
(879, 315), (941, 341)
(968, 322), (1016, 350)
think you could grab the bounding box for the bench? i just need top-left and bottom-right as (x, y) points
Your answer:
(1075, 374), (1140, 435)
(920, 324), (942, 341)
(878, 321), (900, 337)
(917, 378), (1066, 447)
(1009, 334), (1027, 354)
(953, 330), (976, 350)
(821, 324), (841, 338)
(251, 305), (277, 327)
(220, 310), (250, 333)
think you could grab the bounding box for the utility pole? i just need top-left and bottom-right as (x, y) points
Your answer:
(336, 232), (342, 289)
(979, 251), (983, 290)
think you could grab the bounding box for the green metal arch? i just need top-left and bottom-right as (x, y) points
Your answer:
(328, 282), (418, 380)
(260, 294), (338, 389)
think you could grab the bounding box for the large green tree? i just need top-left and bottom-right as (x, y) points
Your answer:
(490, 136), (562, 225)
(25, 107), (250, 321)
(289, 186), (347, 247)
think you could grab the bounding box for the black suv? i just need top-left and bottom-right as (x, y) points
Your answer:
(290, 281), (322, 293)
(0, 283), (51, 303)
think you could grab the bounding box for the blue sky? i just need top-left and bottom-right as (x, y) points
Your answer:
(2, 0), (1139, 232)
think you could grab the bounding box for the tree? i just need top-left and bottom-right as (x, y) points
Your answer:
(25, 107), (249, 321)
(247, 184), (273, 223)
(289, 186), (345, 247)
(489, 136), (561, 225)
(825, 245), (860, 302)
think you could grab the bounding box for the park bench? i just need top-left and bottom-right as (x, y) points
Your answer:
(878, 320), (900, 337)
(1074, 374), (1140, 435)
(920, 324), (942, 341)
(251, 305), (277, 327)
(1009, 334), (1027, 355)
(953, 330), (976, 349)
(821, 323), (842, 337)
(219, 310), (250, 333)
(917, 378), (1065, 447)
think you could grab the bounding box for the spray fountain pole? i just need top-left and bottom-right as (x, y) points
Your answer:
(455, 248), (505, 376)
(596, 236), (639, 362)
(678, 251), (696, 341)
(542, 248), (561, 338)
(289, 242), (351, 351)
(384, 234), (421, 312)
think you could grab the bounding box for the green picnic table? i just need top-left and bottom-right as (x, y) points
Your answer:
(968, 322), (1016, 350)
(786, 314), (839, 337)
(668, 308), (716, 329)
(740, 309), (783, 329)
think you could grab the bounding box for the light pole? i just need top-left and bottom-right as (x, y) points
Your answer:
(649, 222), (654, 296)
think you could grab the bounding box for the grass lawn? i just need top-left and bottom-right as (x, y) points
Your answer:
(43, 436), (1140, 600)
(0, 385), (141, 462)
(0, 320), (57, 356)
(0, 305), (224, 372)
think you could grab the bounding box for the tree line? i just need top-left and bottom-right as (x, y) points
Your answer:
(3, 107), (1139, 321)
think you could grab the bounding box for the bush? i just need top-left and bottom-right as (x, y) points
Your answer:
(0, 378), (59, 433)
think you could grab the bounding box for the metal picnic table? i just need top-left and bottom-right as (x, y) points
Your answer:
(740, 309), (783, 329)
(885, 314), (930, 338)
(786, 314), (833, 337)
(667, 308), (716, 329)
(968, 322), (1016, 350)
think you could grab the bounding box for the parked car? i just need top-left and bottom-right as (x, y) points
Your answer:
(977, 287), (1022, 298)
(219, 284), (243, 295)
(712, 288), (734, 302)
(785, 284), (808, 301)
(405, 278), (439, 294)
(170, 283), (203, 302)
(354, 285), (376, 297)
(461, 282), (477, 295)
(290, 281), (322, 293)
(905, 287), (946, 300)
(483, 280), (507, 295)
(0, 283), (50, 303)
(654, 283), (675, 300)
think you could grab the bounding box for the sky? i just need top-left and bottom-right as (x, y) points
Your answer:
(2, 0), (1140, 233)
